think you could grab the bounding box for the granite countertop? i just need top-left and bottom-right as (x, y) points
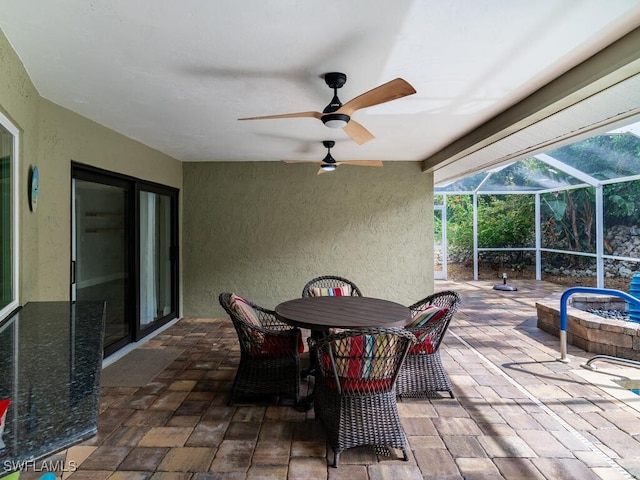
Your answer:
(0, 302), (105, 465)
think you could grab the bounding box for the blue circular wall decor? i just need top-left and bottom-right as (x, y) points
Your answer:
(29, 165), (39, 212)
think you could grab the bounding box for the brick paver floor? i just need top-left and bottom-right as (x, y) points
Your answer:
(17, 280), (640, 479)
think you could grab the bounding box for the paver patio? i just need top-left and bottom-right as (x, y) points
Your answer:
(16, 280), (640, 480)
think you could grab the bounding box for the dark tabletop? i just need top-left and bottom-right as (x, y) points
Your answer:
(275, 296), (411, 330)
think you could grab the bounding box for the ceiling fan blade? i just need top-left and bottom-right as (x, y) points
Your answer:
(337, 78), (416, 116)
(282, 160), (323, 164)
(335, 160), (383, 168)
(317, 167), (328, 175)
(342, 120), (374, 145)
(238, 111), (323, 121)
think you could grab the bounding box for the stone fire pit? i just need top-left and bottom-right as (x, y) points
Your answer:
(536, 293), (640, 361)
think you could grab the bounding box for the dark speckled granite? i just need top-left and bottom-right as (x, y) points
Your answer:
(0, 302), (105, 464)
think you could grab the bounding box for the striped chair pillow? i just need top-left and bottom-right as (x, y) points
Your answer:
(311, 285), (352, 297)
(230, 294), (262, 327)
(406, 307), (449, 354)
(405, 305), (445, 328)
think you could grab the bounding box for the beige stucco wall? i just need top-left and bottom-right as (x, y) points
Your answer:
(0, 29), (183, 306)
(0, 28), (41, 304)
(35, 100), (183, 301)
(182, 161), (434, 317)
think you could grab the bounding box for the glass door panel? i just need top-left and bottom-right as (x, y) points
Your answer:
(434, 205), (447, 279)
(73, 179), (130, 354)
(139, 190), (173, 329)
(0, 126), (13, 312)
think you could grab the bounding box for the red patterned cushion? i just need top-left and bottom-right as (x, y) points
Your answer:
(321, 334), (397, 392)
(252, 330), (304, 356)
(0, 398), (10, 426)
(408, 336), (435, 354)
(338, 377), (393, 392)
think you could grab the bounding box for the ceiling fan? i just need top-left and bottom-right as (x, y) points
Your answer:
(239, 72), (416, 145)
(283, 140), (383, 175)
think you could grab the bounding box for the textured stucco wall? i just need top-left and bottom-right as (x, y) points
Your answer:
(0, 28), (43, 304)
(183, 161), (434, 317)
(35, 100), (183, 301)
(0, 29), (183, 305)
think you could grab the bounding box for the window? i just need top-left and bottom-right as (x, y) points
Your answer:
(0, 111), (19, 320)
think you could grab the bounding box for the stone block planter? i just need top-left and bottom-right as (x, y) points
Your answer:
(536, 294), (640, 361)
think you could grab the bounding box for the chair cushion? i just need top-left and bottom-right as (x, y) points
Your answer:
(230, 294), (303, 356)
(322, 334), (396, 392)
(405, 305), (447, 328)
(408, 336), (435, 354)
(230, 294), (261, 327)
(311, 285), (352, 297)
(337, 377), (392, 392)
(0, 398), (10, 427)
(406, 307), (448, 354)
(254, 330), (304, 356)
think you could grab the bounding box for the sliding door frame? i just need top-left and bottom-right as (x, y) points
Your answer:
(135, 181), (180, 340)
(71, 162), (179, 356)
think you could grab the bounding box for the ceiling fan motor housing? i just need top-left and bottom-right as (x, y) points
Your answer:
(322, 113), (350, 127)
(324, 72), (347, 89)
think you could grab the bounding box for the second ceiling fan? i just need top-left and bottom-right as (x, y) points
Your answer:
(239, 72), (416, 145)
(284, 140), (383, 175)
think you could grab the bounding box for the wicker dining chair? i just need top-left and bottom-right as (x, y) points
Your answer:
(219, 292), (303, 405)
(300, 275), (363, 380)
(311, 327), (417, 467)
(396, 290), (461, 398)
(301, 275), (363, 297)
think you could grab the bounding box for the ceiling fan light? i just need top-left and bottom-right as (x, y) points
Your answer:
(322, 113), (350, 128)
(321, 164), (336, 172)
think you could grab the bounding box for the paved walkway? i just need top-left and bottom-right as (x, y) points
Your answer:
(21, 280), (640, 479)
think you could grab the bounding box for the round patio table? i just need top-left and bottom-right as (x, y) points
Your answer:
(275, 296), (411, 331)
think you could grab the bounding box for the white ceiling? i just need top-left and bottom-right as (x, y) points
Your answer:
(2, 0), (640, 177)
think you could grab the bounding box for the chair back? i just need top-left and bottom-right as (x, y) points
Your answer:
(219, 292), (300, 357)
(314, 327), (416, 395)
(407, 290), (460, 352)
(301, 275), (363, 297)
(219, 292), (262, 353)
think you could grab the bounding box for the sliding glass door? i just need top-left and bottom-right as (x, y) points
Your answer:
(72, 164), (178, 357)
(72, 175), (131, 355)
(138, 187), (177, 336)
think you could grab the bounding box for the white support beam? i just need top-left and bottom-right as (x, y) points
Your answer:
(534, 153), (601, 187)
